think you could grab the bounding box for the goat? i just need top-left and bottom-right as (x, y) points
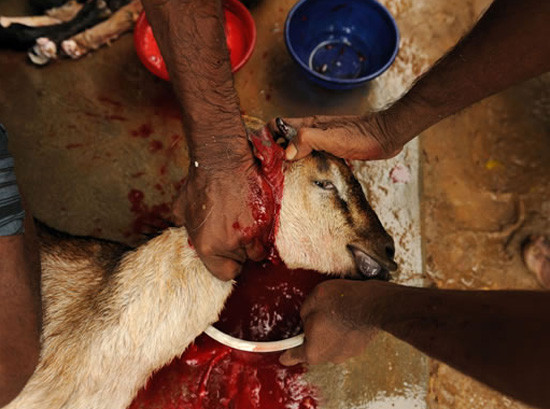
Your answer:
(5, 120), (397, 409)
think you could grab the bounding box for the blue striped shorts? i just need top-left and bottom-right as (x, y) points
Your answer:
(0, 124), (25, 236)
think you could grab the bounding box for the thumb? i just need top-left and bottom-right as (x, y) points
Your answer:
(279, 344), (307, 366)
(285, 141), (312, 161)
(286, 127), (334, 161)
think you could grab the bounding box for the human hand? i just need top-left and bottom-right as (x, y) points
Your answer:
(280, 279), (392, 366)
(268, 114), (402, 161)
(172, 159), (271, 282)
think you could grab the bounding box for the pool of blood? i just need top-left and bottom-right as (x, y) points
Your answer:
(216, 259), (328, 341)
(129, 260), (327, 409)
(129, 333), (318, 409)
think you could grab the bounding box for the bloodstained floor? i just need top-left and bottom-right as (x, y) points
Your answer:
(1, 0), (548, 408)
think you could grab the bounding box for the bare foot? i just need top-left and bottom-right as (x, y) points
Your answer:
(522, 235), (550, 289)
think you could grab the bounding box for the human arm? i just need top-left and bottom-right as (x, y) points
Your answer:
(0, 129), (41, 406)
(270, 0), (550, 161)
(141, 0), (267, 280)
(281, 279), (550, 408)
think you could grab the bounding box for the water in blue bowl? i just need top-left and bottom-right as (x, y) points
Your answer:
(286, 0), (399, 89)
(309, 36), (371, 80)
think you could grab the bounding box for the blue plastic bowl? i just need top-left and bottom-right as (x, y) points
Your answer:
(285, 0), (399, 89)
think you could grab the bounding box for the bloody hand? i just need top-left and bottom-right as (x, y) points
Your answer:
(173, 160), (270, 282)
(268, 114), (402, 162)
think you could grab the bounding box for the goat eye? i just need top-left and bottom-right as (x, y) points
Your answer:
(314, 180), (336, 191)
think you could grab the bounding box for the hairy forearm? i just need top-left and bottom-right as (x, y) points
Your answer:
(141, 0), (249, 170)
(381, 0), (550, 146)
(373, 283), (550, 407)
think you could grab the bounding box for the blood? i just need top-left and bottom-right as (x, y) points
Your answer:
(129, 334), (318, 409)
(173, 178), (185, 191)
(98, 96), (123, 108)
(127, 189), (171, 235)
(129, 259), (326, 409)
(240, 174), (275, 248)
(83, 111), (126, 122)
(128, 189), (144, 211)
(83, 111), (100, 119)
(128, 129), (323, 408)
(65, 143), (84, 149)
(246, 126), (286, 260)
(149, 140), (164, 153)
(216, 259), (328, 342)
(131, 124), (153, 138)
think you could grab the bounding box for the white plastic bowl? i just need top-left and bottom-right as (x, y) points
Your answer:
(205, 325), (304, 353)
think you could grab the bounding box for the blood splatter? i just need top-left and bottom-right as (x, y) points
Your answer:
(127, 189), (171, 235)
(173, 178), (185, 192)
(98, 96), (123, 108)
(149, 140), (164, 153)
(131, 124), (154, 138)
(128, 189), (145, 212)
(65, 143), (84, 149)
(83, 111), (101, 119)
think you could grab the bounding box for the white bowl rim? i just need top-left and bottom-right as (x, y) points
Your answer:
(205, 325), (304, 353)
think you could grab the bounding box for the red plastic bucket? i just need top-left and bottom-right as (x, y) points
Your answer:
(134, 0), (256, 80)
